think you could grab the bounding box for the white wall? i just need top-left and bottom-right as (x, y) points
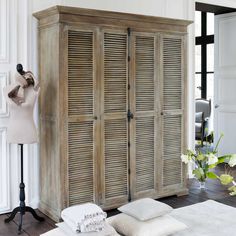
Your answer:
(0, 0), (235, 213)
(33, 0), (236, 18)
(33, 0), (191, 19)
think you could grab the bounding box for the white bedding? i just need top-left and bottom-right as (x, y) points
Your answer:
(41, 200), (236, 236)
(41, 228), (120, 236)
(170, 200), (236, 236)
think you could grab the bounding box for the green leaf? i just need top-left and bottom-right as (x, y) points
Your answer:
(206, 172), (218, 179)
(208, 164), (217, 169)
(218, 155), (231, 163)
(217, 158), (226, 164)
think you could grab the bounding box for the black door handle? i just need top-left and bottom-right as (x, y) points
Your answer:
(127, 110), (134, 122)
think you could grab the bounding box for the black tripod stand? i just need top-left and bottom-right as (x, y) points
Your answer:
(5, 144), (44, 234)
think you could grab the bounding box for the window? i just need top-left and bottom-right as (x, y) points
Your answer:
(195, 11), (214, 100)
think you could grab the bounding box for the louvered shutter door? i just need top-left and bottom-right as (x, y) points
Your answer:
(130, 33), (160, 199)
(67, 30), (97, 206)
(162, 35), (184, 190)
(100, 30), (129, 207)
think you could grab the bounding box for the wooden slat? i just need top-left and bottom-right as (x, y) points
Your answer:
(130, 33), (157, 198)
(162, 36), (183, 188)
(135, 36), (155, 112)
(67, 30), (96, 206)
(102, 31), (128, 203)
(68, 30), (94, 116)
(163, 37), (182, 111)
(104, 119), (128, 199)
(163, 115), (182, 187)
(104, 33), (127, 113)
(135, 117), (155, 192)
(68, 121), (94, 205)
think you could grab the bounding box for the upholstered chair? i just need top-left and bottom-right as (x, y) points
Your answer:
(195, 99), (211, 146)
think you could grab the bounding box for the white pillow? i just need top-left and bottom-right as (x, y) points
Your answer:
(107, 213), (187, 236)
(56, 222), (119, 236)
(118, 198), (173, 221)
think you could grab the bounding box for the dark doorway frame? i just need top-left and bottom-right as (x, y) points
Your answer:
(195, 2), (236, 99)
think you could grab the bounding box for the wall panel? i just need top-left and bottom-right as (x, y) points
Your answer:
(0, 72), (9, 117)
(0, 0), (9, 62)
(0, 128), (10, 212)
(0, 0), (10, 214)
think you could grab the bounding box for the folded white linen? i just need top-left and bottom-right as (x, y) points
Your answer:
(61, 203), (107, 233)
(56, 222), (118, 236)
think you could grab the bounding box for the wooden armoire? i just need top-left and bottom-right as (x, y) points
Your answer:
(34, 6), (191, 221)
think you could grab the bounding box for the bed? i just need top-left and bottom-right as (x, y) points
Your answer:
(170, 200), (236, 236)
(41, 200), (236, 236)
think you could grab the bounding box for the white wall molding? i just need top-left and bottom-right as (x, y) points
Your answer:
(0, 0), (9, 63)
(0, 128), (10, 213)
(0, 0), (11, 215)
(0, 72), (9, 117)
(0, 0), (40, 214)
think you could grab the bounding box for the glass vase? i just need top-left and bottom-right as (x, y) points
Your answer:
(198, 180), (206, 190)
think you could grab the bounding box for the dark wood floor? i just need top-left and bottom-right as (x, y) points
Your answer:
(1, 167), (236, 236)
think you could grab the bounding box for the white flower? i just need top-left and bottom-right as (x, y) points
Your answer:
(206, 153), (218, 165)
(228, 154), (236, 167)
(181, 154), (190, 164)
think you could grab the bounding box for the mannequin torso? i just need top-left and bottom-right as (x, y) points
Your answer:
(3, 65), (44, 233)
(3, 72), (40, 144)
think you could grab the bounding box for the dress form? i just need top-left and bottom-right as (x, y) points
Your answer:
(3, 77), (40, 143)
(3, 64), (44, 234)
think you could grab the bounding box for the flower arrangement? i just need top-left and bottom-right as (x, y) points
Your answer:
(181, 133), (236, 195)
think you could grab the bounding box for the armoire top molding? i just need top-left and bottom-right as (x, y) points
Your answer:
(33, 5), (192, 32)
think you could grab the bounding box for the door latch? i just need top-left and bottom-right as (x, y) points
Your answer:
(127, 109), (134, 122)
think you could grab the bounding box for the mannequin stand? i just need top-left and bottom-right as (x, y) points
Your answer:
(5, 144), (44, 234)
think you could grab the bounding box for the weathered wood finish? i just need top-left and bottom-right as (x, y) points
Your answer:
(129, 32), (158, 200)
(100, 29), (129, 208)
(34, 6), (191, 221)
(38, 24), (62, 221)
